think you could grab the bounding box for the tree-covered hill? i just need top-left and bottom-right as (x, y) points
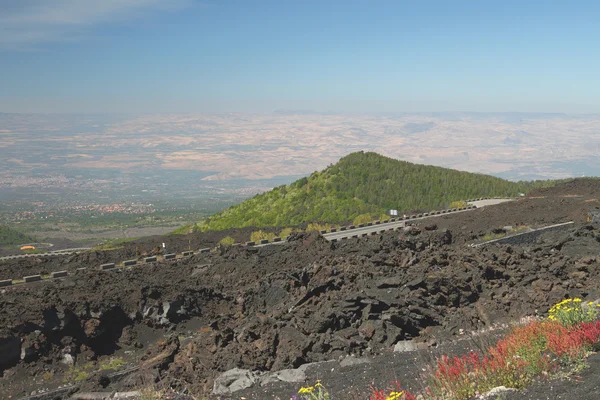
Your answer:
(197, 152), (562, 231)
(0, 225), (35, 246)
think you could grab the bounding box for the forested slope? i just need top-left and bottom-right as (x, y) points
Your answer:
(197, 152), (562, 231)
(0, 225), (35, 245)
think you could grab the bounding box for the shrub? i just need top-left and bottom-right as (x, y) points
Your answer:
(353, 213), (373, 225)
(449, 200), (467, 209)
(548, 298), (600, 327)
(306, 223), (330, 232)
(279, 227), (296, 238)
(218, 236), (235, 246)
(99, 357), (125, 371)
(425, 299), (600, 399)
(370, 298), (600, 400)
(481, 232), (506, 242)
(250, 230), (276, 242)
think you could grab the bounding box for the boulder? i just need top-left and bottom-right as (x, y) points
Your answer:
(212, 368), (258, 395)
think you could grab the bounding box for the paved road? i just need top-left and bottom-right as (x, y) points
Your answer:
(323, 220), (406, 241)
(1, 199), (512, 261)
(322, 208), (479, 241)
(0, 248), (90, 262)
(468, 198), (514, 208)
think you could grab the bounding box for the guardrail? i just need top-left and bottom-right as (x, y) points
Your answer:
(470, 221), (575, 248)
(0, 201), (492, 288)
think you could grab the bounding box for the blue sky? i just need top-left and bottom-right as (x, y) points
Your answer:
(1, 0), (599, 113)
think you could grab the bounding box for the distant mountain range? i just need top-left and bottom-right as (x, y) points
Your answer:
(197, 152), (563, 231)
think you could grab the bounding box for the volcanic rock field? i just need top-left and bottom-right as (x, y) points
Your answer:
(1, 180), (600, 399)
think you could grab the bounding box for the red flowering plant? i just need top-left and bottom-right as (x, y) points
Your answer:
(367, 298), (600, 400)
(368, 380), (416, 400)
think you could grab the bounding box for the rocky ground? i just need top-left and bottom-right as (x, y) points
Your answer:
(1, 179), (600, 399)
(0, 226), (281, 281)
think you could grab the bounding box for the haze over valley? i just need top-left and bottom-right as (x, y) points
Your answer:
(3, 111), (599, 200)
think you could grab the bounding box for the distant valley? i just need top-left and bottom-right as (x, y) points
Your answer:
(1, 111), (599, 239)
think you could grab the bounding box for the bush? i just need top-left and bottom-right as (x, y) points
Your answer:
(218, 236), (235, 246)
(548, 298), (600, 326)
(250, 230), (276, 242)
(306, 223), (330, 232)
(353, 213), (373, 225)
(279, 227), (296, 238)
(448, 200), (467, 209)
(370, 298), (600, 400)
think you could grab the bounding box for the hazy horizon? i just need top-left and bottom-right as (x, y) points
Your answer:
(2, 1), (600, 206)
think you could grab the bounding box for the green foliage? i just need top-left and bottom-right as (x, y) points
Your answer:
(278, 227), (297, 238)
(170, 224), (194, 235)
(99, 357), (125, 371)
(0, 224), (35, 245)
(218, 236), (235, 246)
(64, 363), (93, 383)
(199, 151), (563, 231)
(548, 298), (600, 326)
(250, 230), (276, 242)
(353, 213), (374, 225)
(449, 200), (467, 209)
(22, 248), (42, 254)
(306, 223), (331, 232)
(481, 232), (507, 241)
(91, 237), (139, 251)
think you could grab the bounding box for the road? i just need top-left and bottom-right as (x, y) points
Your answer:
(1, 198), (512, 261)
(0, 199), (516, 285)
(323, 220), (406, 241)
(0, 248), (90, 262)
(468, 198), (514, 207)
(323, 207), (478, 241)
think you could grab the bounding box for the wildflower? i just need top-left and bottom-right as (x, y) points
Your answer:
(385, 391), (404, 400)
(298, 386), (315, 394)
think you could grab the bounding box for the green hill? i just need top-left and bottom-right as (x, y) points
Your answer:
(197, 151), (561, 231)
(0, 224), (35, 246)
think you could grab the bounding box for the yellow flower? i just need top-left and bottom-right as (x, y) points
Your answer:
(386, 391), (404, 400)
(299, 386), (315, 394)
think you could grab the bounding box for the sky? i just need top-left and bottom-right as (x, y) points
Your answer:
(1, 0), (599, 114)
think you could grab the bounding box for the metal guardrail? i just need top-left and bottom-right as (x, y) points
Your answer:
(470, 221), (574, 248)
(0, 201), (497, 288)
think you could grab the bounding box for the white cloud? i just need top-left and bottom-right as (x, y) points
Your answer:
(0, 0), (192, 50)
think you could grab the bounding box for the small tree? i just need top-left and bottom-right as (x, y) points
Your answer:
(250, 230), (276, 242)
(353, 213), (373, 225)
(279, 227), (296, 238)
(218, 236), (235, 246)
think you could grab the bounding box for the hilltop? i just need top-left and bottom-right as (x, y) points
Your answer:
(198, 151), (561, 231)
